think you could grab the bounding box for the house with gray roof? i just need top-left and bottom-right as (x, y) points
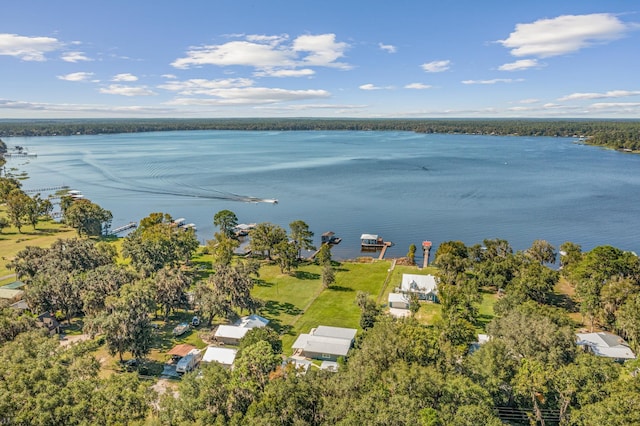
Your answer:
(400, 273), (438, 302)
(292, 325), (357, 361)
(576, 331), (636, 362)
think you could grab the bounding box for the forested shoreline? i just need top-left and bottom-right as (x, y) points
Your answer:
(1, 118), (639, 151)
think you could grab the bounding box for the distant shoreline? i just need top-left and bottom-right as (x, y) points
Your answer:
(1, 118), (639, 153)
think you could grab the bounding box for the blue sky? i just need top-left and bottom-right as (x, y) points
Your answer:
(1, 1), (639, 118)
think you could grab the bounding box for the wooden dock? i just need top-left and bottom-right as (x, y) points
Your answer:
(378, 241), (392, 260)
(422, 241), (432, 268)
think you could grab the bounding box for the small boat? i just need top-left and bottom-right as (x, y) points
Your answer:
(263, 199), (278, 204)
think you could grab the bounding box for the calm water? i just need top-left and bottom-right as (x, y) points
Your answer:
(5, 131), (640, 261)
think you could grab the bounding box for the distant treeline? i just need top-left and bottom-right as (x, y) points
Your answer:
(1, 118), (639, 151)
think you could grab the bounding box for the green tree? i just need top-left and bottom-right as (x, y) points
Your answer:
(616, 293), (640, 352)
(407, 243), (417, 265)
(238, 326), (282, 356)
(0, 216), (9, 234)
(559, 241), (582, 275)
(0, 176), (20, 202)
(272, 239), (298, 273)
(526, 239), (557, 264)
(208, 231), (240, 267)
(213, 209), (238, 238)
(122, 212), (199, 276)
(63, 198), (113, 236)
(249, 222), (288, 260)
(289, 220), (315, 259)
(316, 243), (332, 266)
(322, 264), (336, 288)
(5, 188), (30, 232)
(153, 267), (192, 321)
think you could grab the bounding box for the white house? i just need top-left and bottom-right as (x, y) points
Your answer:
(201, 346), (238, 368)
(576, 332), (636, 362)
(400, 273), (438, 302)
(214, 314), (270, 345)
(214, 325), (250, 345)
(235, 314), (269, 329)
(292, 325), (357, 361)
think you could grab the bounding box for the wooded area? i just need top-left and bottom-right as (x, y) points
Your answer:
(1, 118), (639, 151)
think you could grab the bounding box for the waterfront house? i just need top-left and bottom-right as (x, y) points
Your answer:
(400, 273), (439, 302)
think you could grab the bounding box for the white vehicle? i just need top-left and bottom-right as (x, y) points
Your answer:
(176, 350), (201, 374)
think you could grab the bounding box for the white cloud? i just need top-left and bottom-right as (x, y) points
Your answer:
(0, 33), (62, 61)
(112, 73), (138, 82)
(162, 74), (177, 79)
(462, 78), (524, 85)
(591, 102), (640, 109)
(292, 34), (350, 69)
(518, 98), (539, 104)
(499, 13), (631, 58)
(421, 60), (450, 73)
(158, 78), (254, 95)
(558, 90), (640, 101)
(99, 84), (157, 96)
(57, 72), (94, 82)
(166, 87), (330, 106)
(254, 68), (315, 78)
(359, 84), (395, 91)
(61, 51), (92, 63)
(404, 83), (432, 90)
(498, 59), (540, 71)
(379, 42), (396, 53)
(172, 33), (350, 71)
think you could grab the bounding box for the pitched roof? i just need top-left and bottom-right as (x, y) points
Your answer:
(167, 344), (197, 357)
(215, 324), (250, 340)
(292, 325), (357, 357)
(576, 332), (636, 360)
(313, 325), (357, 341)
(388, 292), (410, 304)
(292, 334), (352, 357)
(0, 288), (24, 300)
(360, 234), (378, 240)
(202, 346), (237, 365)
(235, 314), (269, 329)
(401, 274), (438, 294)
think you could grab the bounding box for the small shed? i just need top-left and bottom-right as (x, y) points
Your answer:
(388, 292), (410, 309)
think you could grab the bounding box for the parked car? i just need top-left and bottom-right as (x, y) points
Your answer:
(191, 316), (200, 327)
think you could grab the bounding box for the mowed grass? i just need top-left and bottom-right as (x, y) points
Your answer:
(0, 206), (76, 280)
(254, 260), (392, 353)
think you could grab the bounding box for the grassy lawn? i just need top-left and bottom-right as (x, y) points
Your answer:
(253, 260), (392, 353)
(0, 206), (76, 280)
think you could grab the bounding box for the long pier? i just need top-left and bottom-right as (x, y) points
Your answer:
(110, 222), (137, 235)
(24, 185), (70, 194)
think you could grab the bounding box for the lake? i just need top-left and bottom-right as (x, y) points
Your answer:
(5, 130), (640, 262)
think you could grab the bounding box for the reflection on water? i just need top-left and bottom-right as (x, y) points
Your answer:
(6, 130), (640, 259)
